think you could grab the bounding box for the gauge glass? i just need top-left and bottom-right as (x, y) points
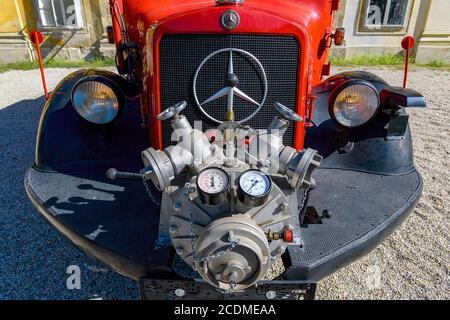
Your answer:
(197, 168), (229, 194)
(239, 170), (271, 197)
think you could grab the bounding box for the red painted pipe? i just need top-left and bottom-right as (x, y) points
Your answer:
(109, 0), (123, 47)
(109, 0), (126, 73)
(29, 30), (49, 100)
(401, 36), (415, 88)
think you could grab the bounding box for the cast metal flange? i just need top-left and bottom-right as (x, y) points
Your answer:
(194, 215), (271, 291)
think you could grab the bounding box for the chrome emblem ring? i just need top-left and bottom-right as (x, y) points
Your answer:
(221, 10), (240, 30)
(193, 48), (268, 124)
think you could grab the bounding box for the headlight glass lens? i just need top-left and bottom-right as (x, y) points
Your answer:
(72, 80), (119, 124)
(333, 84), (379, 127)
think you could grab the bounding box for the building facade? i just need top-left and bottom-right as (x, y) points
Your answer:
(335, 0), (450, 63)
(0, 0), (449, 65)
(0, 0), (113, 64)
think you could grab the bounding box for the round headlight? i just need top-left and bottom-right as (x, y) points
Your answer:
(72, 79), (120, 124)
(331, 82), (379, 128)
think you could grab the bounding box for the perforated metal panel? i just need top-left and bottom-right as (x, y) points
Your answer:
(159, 34), (300, 147)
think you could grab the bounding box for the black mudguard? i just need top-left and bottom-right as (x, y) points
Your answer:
(306, 70), (419, 175)
(35, 69), (147, 173)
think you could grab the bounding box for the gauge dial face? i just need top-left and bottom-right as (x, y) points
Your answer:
(197, 168), (229, 195)
(239, 170), (272, 198)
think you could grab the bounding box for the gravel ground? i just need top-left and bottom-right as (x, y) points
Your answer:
(0, 67), (448, 300)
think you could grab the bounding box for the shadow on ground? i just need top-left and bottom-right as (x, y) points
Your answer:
(0, 96), (138, 299)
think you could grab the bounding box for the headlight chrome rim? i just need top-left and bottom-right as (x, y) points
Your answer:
(71, 76), (123, 125)
(329, 80), (380, 128)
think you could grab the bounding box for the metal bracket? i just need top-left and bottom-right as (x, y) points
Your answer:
(386, 112), (409, 141)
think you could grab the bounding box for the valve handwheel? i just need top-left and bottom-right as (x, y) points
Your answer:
(157, 101), (187, 121)
(273, 102), (302, 122)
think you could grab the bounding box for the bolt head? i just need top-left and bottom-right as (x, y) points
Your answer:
(175, 288), (186, 297)
(184, 183), (196, 194)
(173, 202), (182, 211)
(169, 225), (177, 234)
(266, 290), (276, 300)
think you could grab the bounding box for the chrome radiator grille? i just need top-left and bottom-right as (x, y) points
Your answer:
(159, 34), (299, 147)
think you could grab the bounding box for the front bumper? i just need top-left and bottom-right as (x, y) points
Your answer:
(139, 278), (317, 300)
(25, 165), (422, 286)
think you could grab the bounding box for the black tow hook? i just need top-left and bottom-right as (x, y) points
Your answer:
(106, 168), (142, 181)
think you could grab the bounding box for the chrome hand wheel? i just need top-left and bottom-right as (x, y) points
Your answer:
(273, 102), (302, 122)
(157, 101), (187, 121)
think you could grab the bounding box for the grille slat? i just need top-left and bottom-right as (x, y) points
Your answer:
(159, 34), (299, 147)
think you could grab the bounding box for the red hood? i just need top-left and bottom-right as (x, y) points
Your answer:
(122, 0), (335, 83)
(124, 0), (332, 35)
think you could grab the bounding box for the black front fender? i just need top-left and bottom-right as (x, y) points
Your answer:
(35, 69), (148, 173)
(307, 71), (417, 175)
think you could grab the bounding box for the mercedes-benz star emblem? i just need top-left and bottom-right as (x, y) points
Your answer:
(221, 10), (240, 30)
(193, 48), (268, 124)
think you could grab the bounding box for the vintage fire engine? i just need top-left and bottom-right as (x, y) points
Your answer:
(25, 0), (425, 299)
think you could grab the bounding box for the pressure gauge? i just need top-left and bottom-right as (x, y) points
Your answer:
(196, 167), (230, 205)
(238, 170), (272, 207)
